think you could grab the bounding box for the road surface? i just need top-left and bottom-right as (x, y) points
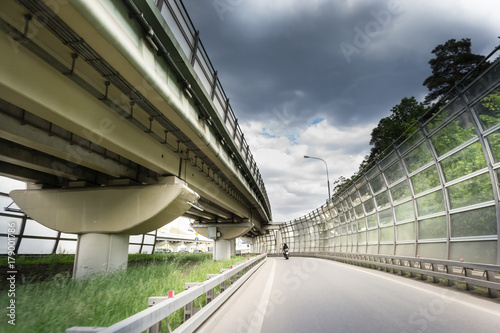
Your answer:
(197, 256), (500, 332)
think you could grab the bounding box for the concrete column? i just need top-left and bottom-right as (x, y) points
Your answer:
(213, 239), (232, 261)
(275, 229), (283, 254)
(173, 242), (184, 253)
(74, 233), (129, 279)
(230, 239), (236, 256)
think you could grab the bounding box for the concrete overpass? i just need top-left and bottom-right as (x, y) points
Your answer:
(0, 0), (272, 278)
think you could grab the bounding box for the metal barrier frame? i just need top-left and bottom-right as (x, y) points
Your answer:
(260, 51), (500, 264)
(66, 253), (267, 333)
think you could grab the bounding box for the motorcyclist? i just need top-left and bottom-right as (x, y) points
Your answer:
(282, 243), (289, 259)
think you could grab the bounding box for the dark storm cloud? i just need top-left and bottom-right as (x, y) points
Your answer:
(180, 0), (500, 221)
(183, 0), (497, 126)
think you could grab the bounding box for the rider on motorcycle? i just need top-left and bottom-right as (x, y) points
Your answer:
(282, 243), (289, 259)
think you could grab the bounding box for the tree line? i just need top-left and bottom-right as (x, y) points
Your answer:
(333, 38), (494, 194)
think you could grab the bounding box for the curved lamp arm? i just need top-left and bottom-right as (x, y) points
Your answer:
(304, 155), (331, 200)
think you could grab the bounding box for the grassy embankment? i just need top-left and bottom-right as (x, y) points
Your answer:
(0, 253), (250, 332)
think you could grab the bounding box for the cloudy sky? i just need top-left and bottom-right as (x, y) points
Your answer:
(179, 0), (500, 222)
(3, 1), (498, 227)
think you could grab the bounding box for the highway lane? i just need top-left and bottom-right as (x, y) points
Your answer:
(197, 256), (500, 333)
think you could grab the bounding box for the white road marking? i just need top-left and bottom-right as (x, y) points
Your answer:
(248, 258), (276, 333)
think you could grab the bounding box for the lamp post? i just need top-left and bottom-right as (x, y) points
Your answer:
(304, 155), (331, 200)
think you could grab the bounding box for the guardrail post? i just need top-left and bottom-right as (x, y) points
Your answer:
(399, 259), (406, 276)
(236, 263), (245, 279)
(206, 274), (218, 304)
(444, 265), (455, 286)
(147, 291), (175, 333)
(464, 268), (475, 291)
(430, 263), (440, 283)
(226, 266), (238, 284)
(220, 268), (229, 292)
(409, 259), (416, 278)
(184, 283), (202, 321)
(391, 258), (397, 274)
(485, 270), (499, 298)
(189, 30), (200, 66)
(417, 261), (427, 280)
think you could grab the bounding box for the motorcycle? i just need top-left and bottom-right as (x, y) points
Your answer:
(283, 248), (289, 260)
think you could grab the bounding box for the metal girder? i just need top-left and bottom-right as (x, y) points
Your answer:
(0, 160), (62, 185)
(0, 106), (142, 180)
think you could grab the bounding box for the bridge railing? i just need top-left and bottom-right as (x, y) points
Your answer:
(66, 253), (267, 333)
(146, 0), (271, 217)
(286, 252), (500, 298)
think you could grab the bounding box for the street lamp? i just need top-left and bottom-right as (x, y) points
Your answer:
(304, 155), (331, 200)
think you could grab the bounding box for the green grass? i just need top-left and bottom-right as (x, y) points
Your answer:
(0, 253), (75, 266)
(0, 253), (250, 332)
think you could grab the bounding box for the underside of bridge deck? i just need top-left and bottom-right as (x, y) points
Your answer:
(0, 0), (274, 274)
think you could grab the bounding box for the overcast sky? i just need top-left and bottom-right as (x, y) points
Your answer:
(2, 1), (499, 227)
(180, 0), (500, 222)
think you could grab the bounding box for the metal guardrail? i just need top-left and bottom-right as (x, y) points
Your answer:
(66, 253), (267, 333)
(285, 252), (500, 298)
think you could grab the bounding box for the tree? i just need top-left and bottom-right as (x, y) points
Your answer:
(423, 38), (489, 105)
(367, 97), (429, 163)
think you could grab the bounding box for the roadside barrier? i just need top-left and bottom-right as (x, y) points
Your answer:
(272, 252), (500, 298)
(66, 253), (267, 333)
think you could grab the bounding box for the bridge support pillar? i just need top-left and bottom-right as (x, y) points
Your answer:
(74, 233), (129, 279)
(192, 223), (253, 260)
(172, 242), (184, 253)
(214, 239), (233, 261)
(275, 229), (283, 251)
(10, 176), (199, 278)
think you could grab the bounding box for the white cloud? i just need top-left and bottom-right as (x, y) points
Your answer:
(184, 0), (500, 225)
(301, 119), (374, 150)
(241, 118), (373, 222)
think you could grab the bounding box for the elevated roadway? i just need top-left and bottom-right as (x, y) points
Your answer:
(0, 0), (272, 277)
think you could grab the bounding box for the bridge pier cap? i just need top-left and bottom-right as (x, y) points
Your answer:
(192, 220), (253, 260)
(191, 218), (253, 241)
(10, 176), (199, 278)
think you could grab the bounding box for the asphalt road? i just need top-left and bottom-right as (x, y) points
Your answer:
(196, 256), (500, 333)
